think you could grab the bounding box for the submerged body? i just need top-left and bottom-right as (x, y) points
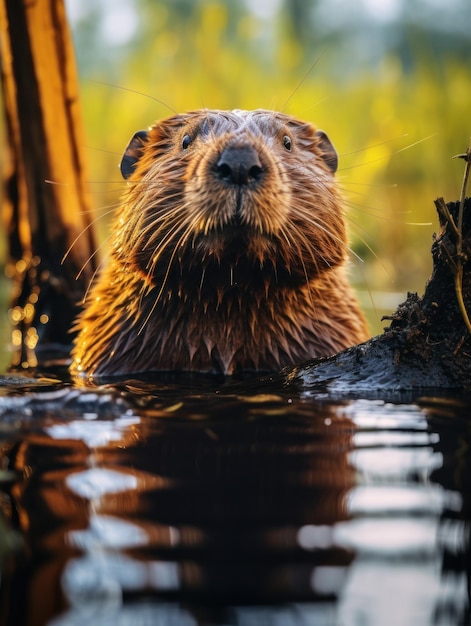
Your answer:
(71, 109), (369, 379)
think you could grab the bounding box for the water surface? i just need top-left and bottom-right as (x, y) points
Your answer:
(0, 372), (469, 625)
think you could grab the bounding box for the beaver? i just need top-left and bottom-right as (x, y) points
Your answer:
(71, 109), (369, 379)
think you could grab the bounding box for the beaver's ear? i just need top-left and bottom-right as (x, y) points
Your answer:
(120, 130), (149, 179)
(315, 130), (338, 174)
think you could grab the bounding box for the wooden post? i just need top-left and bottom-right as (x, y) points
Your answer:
(0, 0), (97, 369)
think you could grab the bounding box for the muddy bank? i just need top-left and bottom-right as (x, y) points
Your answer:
(284, 198), (471, 392)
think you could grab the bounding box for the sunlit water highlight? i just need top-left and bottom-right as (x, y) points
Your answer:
(0, 374), (469, 626)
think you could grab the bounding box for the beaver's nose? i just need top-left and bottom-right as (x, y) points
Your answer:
(216, 145), (263, 185)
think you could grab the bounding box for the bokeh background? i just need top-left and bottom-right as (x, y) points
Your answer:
(1, 0), (471, 368)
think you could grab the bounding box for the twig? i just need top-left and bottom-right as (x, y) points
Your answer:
(451, 140), (471, 334)
(454, 139), (471, 235)
(435, 196), (460, 239)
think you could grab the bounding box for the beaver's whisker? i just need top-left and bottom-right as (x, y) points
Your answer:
(75, 235), (110, 281)
(141, 205), (197, 260)
(61, 203), (120, 265)
(141, 204), (199, 282)
(136, 218), (191, 309)
(138, 222), (196, 334)
(89, 80), (177, 115)
(136, 187), (185, 206)
(345, 200), (396, 221)
(294, 215), (340, 272)
(281, 224), (315, 304)
(80, 253), (108, 306)
(280, 53), (324, 114)
(129, 200), (181, 248)
(291, 205), (361, 263)
(284, 220), (321, 277)
(141, 215), (183, 255)
(288, 209), (336, 254)
(134, 191), (189, 228)
(344, 215), (381, 261)
(199, 266), (206, 292)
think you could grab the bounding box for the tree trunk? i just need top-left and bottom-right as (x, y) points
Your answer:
(0, 0), (96, 369)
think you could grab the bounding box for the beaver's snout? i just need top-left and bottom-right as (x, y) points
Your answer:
(216, 144), (264, 186)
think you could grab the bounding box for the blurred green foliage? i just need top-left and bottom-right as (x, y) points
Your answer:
(0, 0), (470, 369)
(70, 0), (471, 334)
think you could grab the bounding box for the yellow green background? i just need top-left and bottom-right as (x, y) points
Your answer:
(1, 0), (470, 369)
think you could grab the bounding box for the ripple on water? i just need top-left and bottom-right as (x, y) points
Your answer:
(0, 374), (469, 625)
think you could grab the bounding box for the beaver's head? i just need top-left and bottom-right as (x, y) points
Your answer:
(117, 109), (345, 296)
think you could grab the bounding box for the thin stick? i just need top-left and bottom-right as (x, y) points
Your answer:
(454, 269), (471, 334)
(454, 139), (471, 235)
(452, 139), (471, 334)
(435, 196), (460, 239)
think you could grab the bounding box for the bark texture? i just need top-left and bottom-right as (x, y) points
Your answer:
(0, 0), (96, 368)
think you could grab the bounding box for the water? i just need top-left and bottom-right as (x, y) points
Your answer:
(0, 371), (470, 626)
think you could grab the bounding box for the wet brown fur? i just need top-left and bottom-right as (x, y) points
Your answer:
(71, 109), (369, 379)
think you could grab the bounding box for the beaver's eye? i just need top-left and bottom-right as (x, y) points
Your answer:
(182, 134), (193, 150)
(283, 135), (292, 151)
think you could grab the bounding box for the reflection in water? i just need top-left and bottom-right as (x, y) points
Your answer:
(0, 378), (469, 625)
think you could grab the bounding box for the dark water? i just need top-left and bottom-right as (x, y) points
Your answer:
(0, 371), (470, 626)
